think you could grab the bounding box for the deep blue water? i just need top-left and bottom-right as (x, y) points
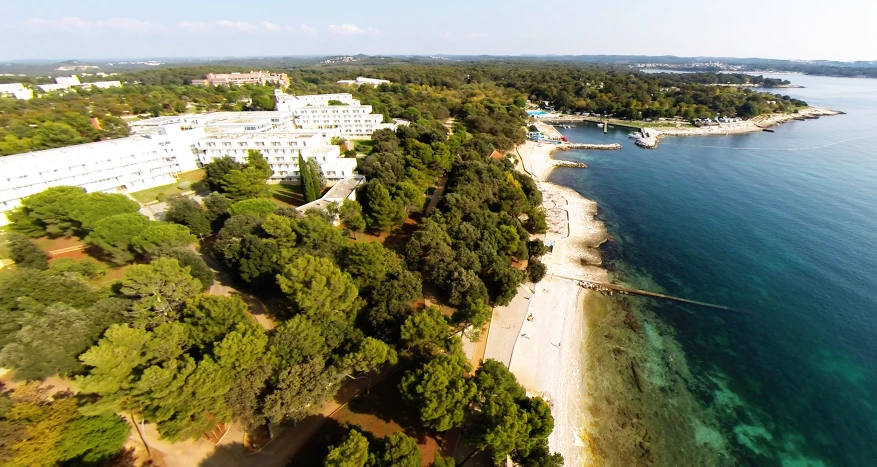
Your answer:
(553, 74), (877, 466)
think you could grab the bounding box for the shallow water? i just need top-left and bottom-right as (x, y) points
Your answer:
(553, 74), (877, 466)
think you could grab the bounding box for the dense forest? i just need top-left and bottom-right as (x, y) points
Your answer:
(0, 59), (567, 465)
(0, 62), (809, 156)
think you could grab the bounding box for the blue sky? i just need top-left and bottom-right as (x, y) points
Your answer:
(0, 0), (874, 61)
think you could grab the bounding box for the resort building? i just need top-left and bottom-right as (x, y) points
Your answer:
(36, 76), (122, 93)
(0, 130), (203, 216)
(337, 77), (391, 87)
(0, 91), (396, 222)
(191, 71), (290, 87)
(0, 83), (33, 100)
(274, 90), (394, 137)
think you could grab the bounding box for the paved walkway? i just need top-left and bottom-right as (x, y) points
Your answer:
(482, 285), (534, 368)
(424, 175), (448, 216)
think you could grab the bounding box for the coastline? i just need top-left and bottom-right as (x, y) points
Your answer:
(507, 141), (735, 466)
(507, 141), (609, 465)
(653, 106), (840, 138)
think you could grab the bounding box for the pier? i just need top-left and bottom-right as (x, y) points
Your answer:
(551, 274), (741, 313)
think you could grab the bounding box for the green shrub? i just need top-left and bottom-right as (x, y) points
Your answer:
(156, 192), (168, 202)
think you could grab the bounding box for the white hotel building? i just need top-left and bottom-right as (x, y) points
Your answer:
(274, 90), (394, 137)
(0, 92), (392, 222)
(0, 129), (203, 215)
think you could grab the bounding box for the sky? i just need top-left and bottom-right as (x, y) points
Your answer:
(0, 0), (875, 62)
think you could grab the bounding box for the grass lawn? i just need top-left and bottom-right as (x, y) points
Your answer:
(129, 169), (206, 204)
(269, 183), (307, 208)
(351, 139), (375, 155)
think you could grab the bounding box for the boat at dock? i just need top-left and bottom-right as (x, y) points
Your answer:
(596, 123), (604, 128)
(628, 132), (641, 138)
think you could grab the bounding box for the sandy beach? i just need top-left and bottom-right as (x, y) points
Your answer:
(496, 141), (608, 465)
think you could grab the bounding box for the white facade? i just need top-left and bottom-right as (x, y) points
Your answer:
(89, 81), (122, 89)
(54, 76), (81, 87)
(0, 91), (395, 221)
(0, 131), (202, 216)
(274, 91), (394, 137)
(337, 77), (391, 87)
(36, 76), (122, 93)
(193, 131), (356, 182)
(0, 83), (33, 100)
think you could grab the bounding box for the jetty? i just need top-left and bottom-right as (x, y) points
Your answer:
(551, 160), (588, 169)
(634, 128), (659, 148)
(550, 273), (741, 313)
(556, 143), (621, 151)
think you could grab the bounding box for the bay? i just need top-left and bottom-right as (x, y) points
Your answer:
(553, 74), (877, 466)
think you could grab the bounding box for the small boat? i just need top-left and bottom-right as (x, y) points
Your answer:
(596, 123), (604, 128)
(628, 132), (641, 138)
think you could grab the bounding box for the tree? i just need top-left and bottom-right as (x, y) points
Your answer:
(527, 258), (547, 283)
(324, 430), (369, 467)
(5, 232), (48, 270)
(220, 166), (271, 201)
(164, 195), (211, 236)
(46, 257), (107, 279)
(180, 295), (251, 349)
(298, 154), (319, 203)
(0, 268), (104, 348)
(204, 156), (243, 191)
(157, 248), (215, 290)
(7, 186), (85, 237)
(85, 213), (151, 265)
(399, 349), (476, 432)
(77, 322), (267, 441)
(340, 242), (402, 289)
(432, 454), (456, 467)
(69, 192), (140, 232)
(393, 180), (424, 213)
(362, 181), (405, 232)
(341, 337), (398, 393)
(400, 306), (451, 358)
(1, 303), (99, 380)
(227, 198), (277, 217)
(377, 432), (421, 467)
(261, 357), (340, 424)
(276, 255), (359, 317)
(467, 360), (558, 464)
(272, 315), (328, 366)
(364, 268), (423, 343)
(0, 386), (129, 466)
(203, 192), (233, 231)
(120, 257), (203, 325)
(130, 222), (196, 256)
(339, 199), (366, 239)
(246, 149), (274, 179)
(453, 298), (492, 340)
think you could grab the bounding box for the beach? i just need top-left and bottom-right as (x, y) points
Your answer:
(501, 140), (736, 467)
(500, 141), (609, 465)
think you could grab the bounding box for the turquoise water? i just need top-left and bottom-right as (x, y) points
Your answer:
(553, 74), (877, 466)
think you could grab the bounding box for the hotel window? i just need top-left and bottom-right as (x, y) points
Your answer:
(277, 157), (285, 162)
(255, 142), (265, 147)
(207, 142), (216, 147)
(238, 142), (247, 147)
(222, 142), (231, 147)
(271, 142), (281, 147)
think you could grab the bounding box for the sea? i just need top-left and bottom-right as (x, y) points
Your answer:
(553, 74), (877, 466)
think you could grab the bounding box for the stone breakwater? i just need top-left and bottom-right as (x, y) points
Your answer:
(557, 143), (622, 151)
